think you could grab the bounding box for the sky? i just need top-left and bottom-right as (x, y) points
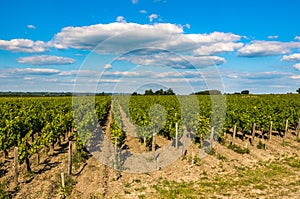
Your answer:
(1, 0), (300, 94)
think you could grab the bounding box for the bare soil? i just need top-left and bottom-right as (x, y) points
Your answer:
(1, 106), (300, 198)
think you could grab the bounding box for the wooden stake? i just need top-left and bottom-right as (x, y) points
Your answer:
(297, 118), (300, 139)
(14, 147), (18, 185)
(251, 123), (256, 143)
(269, 121), (273, 140)
(156, 156), (159, 170)
(283, 119), (288, 145)
(182, 130), (186, 156)
(284, 119), (289, 135)
(210, 127), (214, 150)
(232, 124), (236, 144)
(152, 134), (156, 152)
(175, 122), (178, 149)
(114, 137), (118, 170)
(61, 172), (65, 188)
(68, 141), (72, 175)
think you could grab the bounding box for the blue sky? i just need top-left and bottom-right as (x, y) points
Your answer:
(1, 0), (300, 94)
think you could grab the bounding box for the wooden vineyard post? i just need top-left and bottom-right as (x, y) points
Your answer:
(182, 129), (187, 156)
(156, 156), (160, 170)
(14, 147), (18, 185)
(175, 122), (179, 149)
(232, 124), (237, 145)
(297, 118), (300, 139)
(284, 119), (289, 135)
(210, 127), (214, 150)
(114, 137), (118, 170)
(68, 141), (72, 175)
(152, 133), (156, 152)
(269, 121), (273, 140)
(251, 123), (256, 144)
(283, 119), (288, 145)
(61, 172), (65, 188)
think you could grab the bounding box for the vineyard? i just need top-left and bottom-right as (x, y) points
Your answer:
(0, 94), (300, 198)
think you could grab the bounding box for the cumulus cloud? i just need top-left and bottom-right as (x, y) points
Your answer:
(293, 63), (300, 70)
(193, 42), (243, 55)
(116, 49), (225, 68)
(50, 22), (184, 50)
(237, 41), (300, 57)
(58, 70), (97, 76)
(132, 0), (138, 4)
(295, 36), (300, 41)
(267, 35), (279, 39)
(139, 10), (147, 14)
(8, 68), (60, 75)
(281, 53), (300, 62)
(23, 77), (34, 80)
(116, 16), (126, 23)
(149, 14), (158, 22)
(17, 55), (75, 65)
(104, 64), (112, 69)
(49, 22), (244, 61)
(27, 24), (36, 29)
(225, 71), (290, 80)
(0, 39), (48, 53)
(186, 32), (241, 44)
(290, 75), (300, 79)
(184, 24), (191, 29)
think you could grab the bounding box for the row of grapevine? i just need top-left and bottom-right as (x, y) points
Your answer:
(115, 94), (300, 147)
(0, 96), (111, 172)
(0, 97), (73, 172)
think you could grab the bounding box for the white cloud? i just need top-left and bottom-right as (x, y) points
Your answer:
(50, 22), (184, 50)
(149, 14), (158, 22)
(117, 50), (225, 68)
(139, 10), (147, 14)
(290, 75), (300, 79)
(23, 77), (34, 80)
(186, 32), (241, 44)
(58, 70), (97, 76)
(132, 0), (138, 4)
(116, 16), (126, 23)
(9, 68), (60, 75)
(88, 79), (121, 83)
(295, 36), (300, 41)
(27, 24), (36, 29)
(238, 41), (300, 57)
(224, 71), (290, 80)
(194, 42), (243, 55)
(104, 64), (112, 69)
(0, 39), (48, 53)
(185, 24), (191, 29)
(293, 63), (300, 70)
(47, 22), (244, 69)
(281, 53), (300, 62)
(267, 35), (279, 39)
(17, 55), (75, 65)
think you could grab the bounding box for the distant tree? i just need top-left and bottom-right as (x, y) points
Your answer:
(241, 90), (249, 94)
(132, 92), (138, 96)
(144, 89), (154, 95)
(297, 88), (300, 94)
(165, 88), (175, 95)
(193, 90), (222, 95)
(155, 89), (164, 95)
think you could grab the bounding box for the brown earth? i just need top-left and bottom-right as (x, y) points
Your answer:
(1, 105), (300, 198)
